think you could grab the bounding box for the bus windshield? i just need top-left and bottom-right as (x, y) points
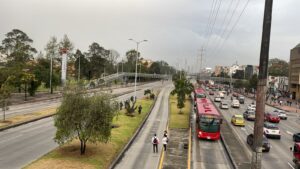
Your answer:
(199, 116), (220, 133)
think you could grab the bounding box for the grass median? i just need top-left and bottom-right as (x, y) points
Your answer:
(0, 108), (56, 129)
(169, 95), (191, 129)
(24, 98), (155, 169)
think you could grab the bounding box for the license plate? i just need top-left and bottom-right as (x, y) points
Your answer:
(207, 136), (211, 139)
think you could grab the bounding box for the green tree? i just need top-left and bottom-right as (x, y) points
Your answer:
(249, 74), (258, 90)
(54, 87), (118, 155)
(171, 75), (194, 113)
(87, 42), (110, 78)
(74, 49), (90, 80)
(144, 89), (152, 99)
(268, 58), (289, 76)
(124, 96), (137, 116)
(0, 29), (37, 66)
(124, 49), (139, 72)
(0, 79), (13, 121)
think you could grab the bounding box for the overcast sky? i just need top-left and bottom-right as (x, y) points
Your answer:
(0, 0), (299, 71)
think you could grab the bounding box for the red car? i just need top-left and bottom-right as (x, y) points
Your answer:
(265, 112), (280, 123)
(232, 93), (239, 97)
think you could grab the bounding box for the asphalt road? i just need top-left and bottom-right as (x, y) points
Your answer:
(1, 82), (162, 119)
(114, 84), (172, 169)
(208, 93), (299, 169)
(191, 98), (232, 169)
(0, 81), (166, 169)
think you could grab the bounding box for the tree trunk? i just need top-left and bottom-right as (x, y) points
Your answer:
(24, 83), (27, 101)
(80, 140), (84, 155)
(3, 100), (6, 121)
(80, 140), (87, 155)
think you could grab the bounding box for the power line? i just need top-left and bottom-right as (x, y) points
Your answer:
(208, 0), (241, 58)
(208, 0), (234, 52)
(203, 0), (223, 50)
(213, 0), (251, 57)
(202, 0), (217, 47)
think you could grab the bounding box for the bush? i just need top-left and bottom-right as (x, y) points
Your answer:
(150, 93), (155, 100)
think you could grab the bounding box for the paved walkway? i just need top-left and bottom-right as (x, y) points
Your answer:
(239, 92), (300, 113)
(114, 85), (172, 169)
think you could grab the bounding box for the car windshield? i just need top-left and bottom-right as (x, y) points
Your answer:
(222, 103), (228, 105)
(248, 111), (255, 115)
(199, 116), (220, 133)
(265, 123), (278, 129)
(236, 117), (243, 121)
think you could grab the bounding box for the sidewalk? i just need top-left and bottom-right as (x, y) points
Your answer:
(239, 92), (300, 113)
(114, 85), (172, 169)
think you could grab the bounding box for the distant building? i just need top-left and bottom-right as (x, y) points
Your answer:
(214, 65), (223, 76)
(289, 43), (300, 99)
(245, 65), (254, 79)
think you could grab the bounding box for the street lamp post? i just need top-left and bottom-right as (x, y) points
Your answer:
(128, 39), (148, 99)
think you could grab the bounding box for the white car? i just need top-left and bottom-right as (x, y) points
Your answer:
(214, 97), (221, 102)
(231, 100), (240, 108)
(247, 104), (256, 111)
(274, 110), (287, 120)
(263, 122), (281, 139)
(220, 101), (229, 109)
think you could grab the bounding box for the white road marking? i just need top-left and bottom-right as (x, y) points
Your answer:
(287, 131), (293, 136)
(288, 162), (295, 169)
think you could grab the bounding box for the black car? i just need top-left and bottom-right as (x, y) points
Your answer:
(293, 133), (300, 142)
(238, 96), (245, 104)
(247, 134), (270, 152)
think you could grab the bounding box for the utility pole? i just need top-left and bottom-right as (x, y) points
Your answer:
(78, 54), (81, 81)
(198, 47), (204, 80)
(251, 0), (273, 169)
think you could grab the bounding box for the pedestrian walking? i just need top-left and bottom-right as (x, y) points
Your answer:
(162, 134), (168, 151)
(138, 105), (142, 114)
(152, 134), (159, 153)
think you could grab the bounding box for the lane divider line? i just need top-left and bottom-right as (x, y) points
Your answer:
(288, 162), (295, 169)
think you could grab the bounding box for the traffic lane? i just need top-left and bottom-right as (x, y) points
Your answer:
(0, 83), (163, 169)
(0, 117), (56, 169)
(220, 96), (295, 169)
(191, 111), (231, 169)
(2, 81), (165, 119)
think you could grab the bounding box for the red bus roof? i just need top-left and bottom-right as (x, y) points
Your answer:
(194, 88), (205, 94)
(196, 98), (220, 117)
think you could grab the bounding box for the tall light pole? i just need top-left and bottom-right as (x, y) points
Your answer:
(128, 39), (148, 99)
(50, 55), (53, 94)
(78, 54), (81, 81)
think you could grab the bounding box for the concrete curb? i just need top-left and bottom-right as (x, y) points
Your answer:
(0, 90), (137, 132)
(108, 91), (160, 169)
(0, 113), (56, 132)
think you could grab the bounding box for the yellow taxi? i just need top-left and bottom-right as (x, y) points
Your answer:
(231, 114), (245, 127)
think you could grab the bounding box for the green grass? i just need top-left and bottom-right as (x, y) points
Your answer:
(169, 95), (191, 129)
(24, 98), (154, 169)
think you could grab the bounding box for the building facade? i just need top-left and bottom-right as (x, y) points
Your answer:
(289, 44), (300, 99)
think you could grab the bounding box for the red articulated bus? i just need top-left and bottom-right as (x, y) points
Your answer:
(195, 97), (222, 140)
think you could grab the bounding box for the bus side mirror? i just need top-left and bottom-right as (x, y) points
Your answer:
(290, 147), (293, 152)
